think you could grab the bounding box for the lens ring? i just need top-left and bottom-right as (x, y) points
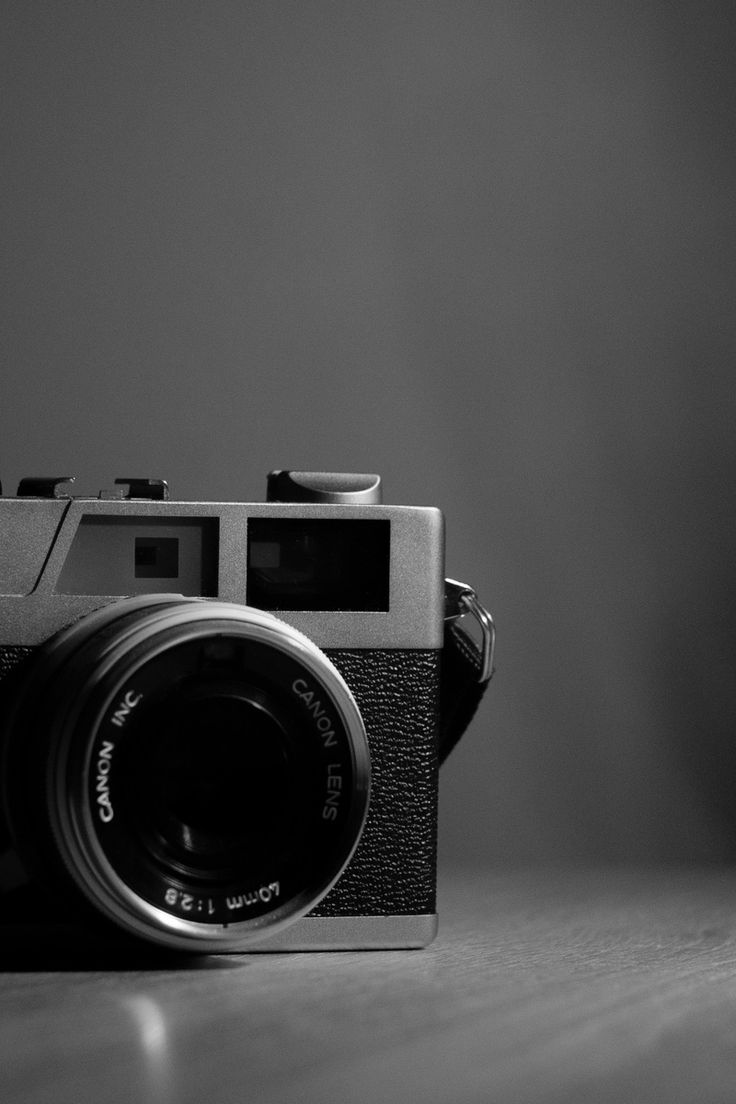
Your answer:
(39, 599), (370, 951)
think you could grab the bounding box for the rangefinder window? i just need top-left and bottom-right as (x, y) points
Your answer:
(56, 516), (218, 596)
(135, 537), (179, 578)
(247, 519), (390, 611)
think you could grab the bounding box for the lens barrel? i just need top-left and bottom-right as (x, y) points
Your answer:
(4, 598), (370, 951)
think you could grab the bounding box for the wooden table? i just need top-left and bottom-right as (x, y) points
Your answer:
(3, 867), (736, 1103)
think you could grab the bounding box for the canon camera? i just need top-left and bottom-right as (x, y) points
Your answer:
(0, 471), (493, 952)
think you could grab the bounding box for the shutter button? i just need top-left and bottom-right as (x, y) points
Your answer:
(266, 471), (382, 505)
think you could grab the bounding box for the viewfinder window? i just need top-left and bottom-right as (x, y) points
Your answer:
(56, 516), (218, 596)
(247, 519), (390, 611)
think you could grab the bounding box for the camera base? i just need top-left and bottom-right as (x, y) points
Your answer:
(241, 913), (439, 952)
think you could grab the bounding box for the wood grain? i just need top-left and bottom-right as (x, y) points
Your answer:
(3, 868), (736, 1103)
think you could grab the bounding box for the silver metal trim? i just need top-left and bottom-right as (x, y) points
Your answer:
(229, 913), (439, 952)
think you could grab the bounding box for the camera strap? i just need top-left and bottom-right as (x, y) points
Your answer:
(440, 580), (495, 763)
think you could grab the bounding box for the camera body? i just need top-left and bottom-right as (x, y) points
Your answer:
(0, 472), (455, 952)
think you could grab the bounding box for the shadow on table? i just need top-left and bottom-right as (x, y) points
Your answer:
(0, 923), (246, 972)
(0, 874), (249, 971)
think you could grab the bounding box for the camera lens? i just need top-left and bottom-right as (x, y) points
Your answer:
(114, 677), (324, 892)
(5, 598), (370, 951)
(121, 690), (299, 878)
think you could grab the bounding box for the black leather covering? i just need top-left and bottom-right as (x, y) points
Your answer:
(311, 649), (440, 917)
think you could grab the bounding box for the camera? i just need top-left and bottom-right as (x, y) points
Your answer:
(0, 471), (493, 952)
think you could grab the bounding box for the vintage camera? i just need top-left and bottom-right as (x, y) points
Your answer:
(0, 471), (493, 952)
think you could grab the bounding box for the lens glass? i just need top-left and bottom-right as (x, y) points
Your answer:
(123, 688), (312, 884)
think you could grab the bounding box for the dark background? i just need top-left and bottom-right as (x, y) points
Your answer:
(2, 2), (735, 866)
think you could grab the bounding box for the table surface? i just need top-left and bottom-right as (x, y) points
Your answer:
(3, 866), (736, 1104)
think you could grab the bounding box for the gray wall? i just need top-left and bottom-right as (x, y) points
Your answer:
(3, 2), (735, 865)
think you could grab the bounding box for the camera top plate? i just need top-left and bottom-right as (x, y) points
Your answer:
(0, 474), (444, 651)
